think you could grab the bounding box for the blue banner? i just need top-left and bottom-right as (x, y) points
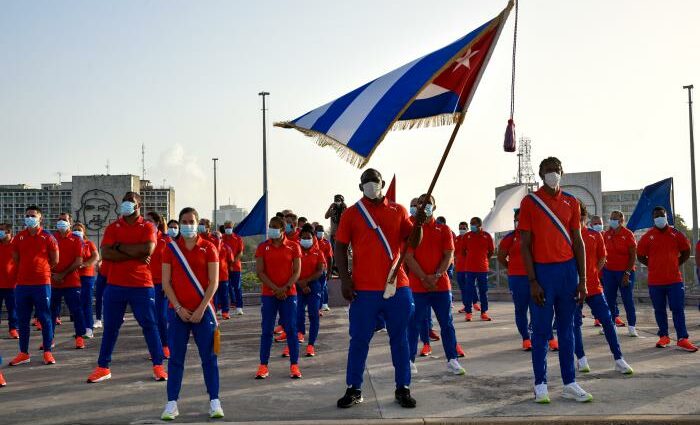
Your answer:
(234, 194), (266, 237)
(626, 178), (674, 231)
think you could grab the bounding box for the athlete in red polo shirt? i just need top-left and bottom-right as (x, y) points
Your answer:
(74, 222), (99, 339)
(602, 210), (638, 332)
(0, 223), (18, 340)
(463, 217), (494, 321)
(87, 192), (167, 383)
(335, 169), (424, 409)
(145, 211), (171, 359)
(519, 157), (591, 403)
(222, 221), (245, 315)
(637, 206), (697, 352)
(316, 224), (333, 312)
(50, 212), (86, 349)
(215, 232), (233, 320)
(295, 224), (326, 358)
(160, 207), (223, 420)
(9, 205), (59, 366)
(284, 213), (301, 242)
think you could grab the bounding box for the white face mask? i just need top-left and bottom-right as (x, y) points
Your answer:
(544, 172), (561, 189)
(362, 181), (382, 200)
(654, 216), (668, 229)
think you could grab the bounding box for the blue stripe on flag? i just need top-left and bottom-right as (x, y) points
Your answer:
(310, 83), (371, 134)
(399, 92), (459, 120)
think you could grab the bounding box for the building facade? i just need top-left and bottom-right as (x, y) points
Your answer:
(214, 204), (248, 227)
(602, 189), (642, 222)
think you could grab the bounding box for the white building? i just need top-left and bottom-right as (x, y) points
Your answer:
(214, 204), (248, 227)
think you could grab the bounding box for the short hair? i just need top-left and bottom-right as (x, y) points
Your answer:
(124, 191), (142, 203)
(470, 217), (482, 226)
(26, 205), (42, 215)
(59, 212), (72, 219)
(224, 220), (233, 227)
(199, 218), (211, 227)
(167, 219), (179, 227)
(436, 216), (446, 224)
(269, 216), (285, 228)
(178, 207), (199, 222)
(610, 210), (625, 220)
(298, 216), (308, 223)
(590, 215), (602, 222)
(146, 211), (166, 233)
(315, 224), (325, 232)
(300, 223), (314, 235)
(285, 213), (298, 221)
(334, 194), (344, 202)
(73, 222), (86, 234)
(539, 156), (563, 174)
(219, 225), (226, 233)
(652, 206), (666, 216)
(459, 221), (468, 227)
(578, 199), (588, 218)
(275, 212), (285, 218)
(0, 222), (12, 232)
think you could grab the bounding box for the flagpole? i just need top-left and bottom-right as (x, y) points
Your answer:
(683, 85), (697, 246)
(259, 91), (270, 229)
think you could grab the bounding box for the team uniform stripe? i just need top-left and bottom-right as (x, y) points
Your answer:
(355, 201), (394, 261)
(167, 241), (219, 326)
(528, 194), (573, 247)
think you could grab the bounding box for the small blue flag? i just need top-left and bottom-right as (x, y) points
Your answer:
(234, 194), (267, 237)
(626, 178), (675, 231)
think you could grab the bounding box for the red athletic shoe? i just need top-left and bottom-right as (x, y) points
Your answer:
(221, 311), (230, 320)
(297, 332), (305, 343)
(306, 344), (316, 357)
(43, 351), (56, 365)
(0, 372), (6, 387)
(290, 364), (302, 379)
(275, 331), (287, 343)
(274, 325), (284, 335)
(593, 319), (601, 327)
(522, 339), (532, 351)
(429, 329), (440, 342)
(255, 364), (269, 379)
(34, 318), (42, 330)
(75, 336), (85, 349)
(455, 343), (465, 358)
(87, 366), (112, 383)
(614, 317), (626, 327)
(55, 318), (62, 326)
(677, 338), (698, 352)
(480, 313), (492, 321)
(163, 346), (171, 359)
(420, 343), (432, 357)
(549, 338), (559, 351)
(319, 310), (324, 317)
(9, 352), (30, 366)
(656, 336), (671, 348)
(465, 313), (472, 322)
(152, 365), (168, 381)
(473, 303), (481, 312)
(8, 329), (18, 339)
(282, 346), (290, 357)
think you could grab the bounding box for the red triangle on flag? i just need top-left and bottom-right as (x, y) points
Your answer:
(386, 175), (396, 203)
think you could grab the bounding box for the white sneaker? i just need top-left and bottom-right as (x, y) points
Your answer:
(577, 356), (591, 373)
(209, 398), (224, 418)
(615, 358), (634, 375)
(446, 358), (466, 375)
(534, 383), (550, 404)
(598, 328), (606, 335)
(84, 328), (94, 339)
(322, 304), (331, 312)
(410, 361), (418, 375)
(628, 326), (639, 337)
(161, 401), (179, 421)
(93, 320), (102, 329)
(235, 308), (244, 316)
(562, 382), (593, 402)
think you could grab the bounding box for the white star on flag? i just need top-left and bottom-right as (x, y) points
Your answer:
(453, 48), (479, 72)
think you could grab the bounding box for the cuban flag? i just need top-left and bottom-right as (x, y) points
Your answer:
(275, 1), (513, 167)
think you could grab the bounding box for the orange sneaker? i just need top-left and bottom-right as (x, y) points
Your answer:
(9, 352), (30, 366)
(282, 346), (290, 357)
(274, 325), (284, 335)
(549, 338), (559, 351)
(163, 346), (171, 359)
(34, 318), (42, 330)
(87, 366), (112, 383)
(429, 329), (440, 342)
(593, 319), (601, 327)
(465, 313), (472, 322)
(614, 317), (626, 327)
(306, 344), (316, 357)
(522, 339), (532, 351)
(656, 336), (671, 348)
(290, 364), (302, 379)
(43, 351), (56, 365)
(0, 372), (6, 387)
(221, 311), (230, 320)
(420, 343), (432, 357)
(55, 318), (62, 326)
(480, 313), (492, 321)
(75, 336), (85, 349)
(473, 303), (481, 312)
(255, 364), (269, 379)
(152, 365), (168, 381)
(677, 338), (698, 352)
(319, 310), (324, 317)
(275, 331), (287, 343)
(297, 332), (305, 343)
(455, 343), (465, 358)
(8, 329), (18, 339)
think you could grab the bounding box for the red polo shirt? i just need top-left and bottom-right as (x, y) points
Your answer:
(318, 238), (333, 264)
(285, 229), (300, 243)
(299, 246), (326, 281)
(13, 228), (58, 286)
(603, 227), (636, 272)
(518, 188), (580, 264)
(219, 242), (232, 282)
(162, 237), (219, 311)
(149, 232), (169, 284)
(79, 239), (98, 277)
(582, 228), (606, 296)
(335, 197), (413, 291)
(101, 216), (157, 288)
(408, 218), (454, 293)
(0, 240), (17, 289)
(222, 233), (244, 272)
(464, 230), (494, 273)
(52, 231), (83, 288)
(98, 260), (111, 277)
(499, 231), (527, 276)
(637, 226), (690, 286)
(255, 237), (302, 296)
(454, 234), (468, 272)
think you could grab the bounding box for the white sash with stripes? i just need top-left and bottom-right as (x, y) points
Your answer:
(528, 193), (572, 246)
(167, 240), (219, 326)
(355, 200), (400, 298)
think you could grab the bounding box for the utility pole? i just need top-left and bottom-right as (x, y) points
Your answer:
(683, 84), (697, 246)
(212, 158), (219, 229)
(259, 91), (270, 228)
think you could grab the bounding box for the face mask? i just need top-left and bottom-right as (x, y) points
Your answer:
(609, 219), (620, 229)
(362, 181), (382, 199)
(459, 229), (467, 236)
(24, 216), (39, 228)
(409, 206), (417, 217)
(654, 216), (668, 229)
(300, 239), (313, 249)
(180, 224), (197, 238)
(268, 227), (282, 239)
(72, 230), (84, 239)
(197, 224), (207, 234)
(119, 201), (136, 216)
(334, 201), (342, 206)
(316, 231), (324, 239)
(470, 225), (479, 232)
(0, 231), (6, 239)
(167, 228), (179, 238)
(592, 224), (603, 232)
(285, 223), (293, 233)
(224, 228), (233, 235)
(424, 204), (434, 217)
(544, 172), (561, 189)
(57, 220), (70, 231)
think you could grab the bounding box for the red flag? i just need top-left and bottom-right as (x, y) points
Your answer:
(386, 175), (396, 203)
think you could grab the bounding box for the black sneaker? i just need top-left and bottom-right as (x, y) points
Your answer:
(337, 387), (363, 408)
(395, 387), (416, 408)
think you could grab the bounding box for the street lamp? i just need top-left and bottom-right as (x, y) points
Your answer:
(683, 84), (697, 246)
(213, 158), (219, 229)
(258, 91), (270, 228)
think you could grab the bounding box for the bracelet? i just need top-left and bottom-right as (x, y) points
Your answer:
(174, 305), (182, 312)
(624, 270), (632, 276)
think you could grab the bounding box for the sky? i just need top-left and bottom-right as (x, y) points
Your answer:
(2, 0), (700, 231)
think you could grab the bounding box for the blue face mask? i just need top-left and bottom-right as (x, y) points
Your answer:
(25, 216), (39, 228)
(300, 239), (313, 249)
(119, 201), (136, 216)
(72, 230), (84, 239)
(268, 227), (282, 239)
(609, 219), (620, 229)
(409, 206), (417, 217)
(197, 224), (207, 234)
(224, 228), (233, 235)
(180, 224), (197, 238)
(57, 220), (70, 232)
(459, 229), (467, 236)
(285, 223), (293, 234)
(0, 231), (6, 239)
(654, 216), (668, 229)
(592, 224), (604, 233)
(316, 231), (324, 239)
(167, 228), (179, 238)
(424, 204), (434, 217)
(470, 225), (479, 232)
